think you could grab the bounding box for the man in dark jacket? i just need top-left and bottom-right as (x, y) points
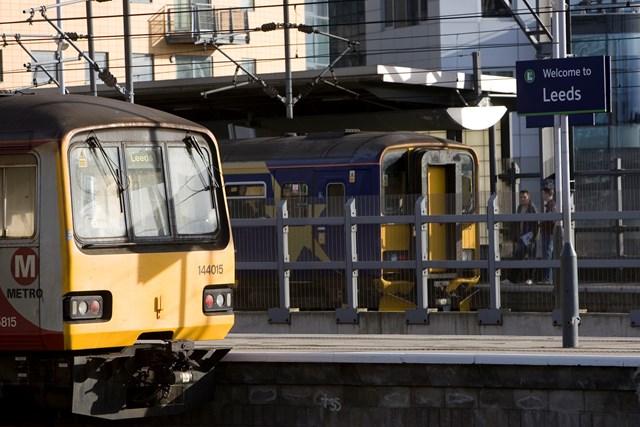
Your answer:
(503, 189), (539, 285)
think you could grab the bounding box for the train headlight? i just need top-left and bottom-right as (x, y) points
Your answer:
(64, 294), (106, 321)
(203, 286), (233, 314)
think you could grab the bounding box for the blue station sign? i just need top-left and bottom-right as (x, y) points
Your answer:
(516, 56), (610, 116)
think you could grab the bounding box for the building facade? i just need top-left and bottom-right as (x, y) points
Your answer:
(1, 1), (311, 93)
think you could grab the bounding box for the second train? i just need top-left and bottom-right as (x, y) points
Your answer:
(220, 130), (480, 311)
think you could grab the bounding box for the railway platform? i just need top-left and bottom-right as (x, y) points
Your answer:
(199, 329), (640, 426)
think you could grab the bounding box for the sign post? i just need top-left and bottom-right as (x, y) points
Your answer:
(516, 5), (610, 348)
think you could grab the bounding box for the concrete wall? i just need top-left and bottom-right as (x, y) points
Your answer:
(231, 311), (640, 338)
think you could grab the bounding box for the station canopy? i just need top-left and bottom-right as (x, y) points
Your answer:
(54, 65), (517, 135)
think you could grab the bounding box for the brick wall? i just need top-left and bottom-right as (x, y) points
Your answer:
(208, 362), (640, 427)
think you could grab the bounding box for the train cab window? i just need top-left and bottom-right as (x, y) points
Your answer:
(282, 182), (309, 218)
(459, 153), (475, 214)
(125, 147), (170, 237)
(381, 149), (408, 214)
(225, 182), (266, 218)
(69, 135), (220, 244)
(167, 145), (219, 235)
(70, 146), (127, 239)
(0, 155), (36, 239)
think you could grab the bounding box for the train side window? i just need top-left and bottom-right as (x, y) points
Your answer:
(381, 149), (408, 214)
(70, 146), (127, 239)
(167, 145), (219, 235)
(0, 155), (36, 238)
(282, 183), (309, 218)
(458, 153), (475, 214)
(326, 183), (345, 217)
(125, 147), (170, 237)
(225, 182), (266, 218)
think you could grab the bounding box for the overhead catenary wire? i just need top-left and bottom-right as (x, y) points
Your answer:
(1, 1), (637, 95)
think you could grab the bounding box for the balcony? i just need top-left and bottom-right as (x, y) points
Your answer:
(165, 3), (249, 45)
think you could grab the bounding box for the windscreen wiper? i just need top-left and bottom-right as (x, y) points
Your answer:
(86, 134), (127, 212)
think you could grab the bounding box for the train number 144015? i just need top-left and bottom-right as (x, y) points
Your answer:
(198, 264), (223, 275)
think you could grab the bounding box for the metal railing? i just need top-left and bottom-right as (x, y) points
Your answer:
(165, 4), (249, 45)
(229, 193), (640, 325)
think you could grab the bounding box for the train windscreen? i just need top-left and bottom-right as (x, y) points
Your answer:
(69, 137), (220, 242)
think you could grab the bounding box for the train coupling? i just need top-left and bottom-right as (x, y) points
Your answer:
(71, 340), (230, 419)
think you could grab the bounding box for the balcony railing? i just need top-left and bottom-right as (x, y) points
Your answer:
(165, 3), (249, 45)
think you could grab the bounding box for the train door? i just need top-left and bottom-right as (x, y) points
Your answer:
(418, 148), (478, 274)
(424, 163), (455, 267)
(0, 155), (41, 349)
(314, 170), (346, 263)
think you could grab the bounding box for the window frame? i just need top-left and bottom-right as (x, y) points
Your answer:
(68, 136), (223, 247)
(384, 0), (427, 29)
(175, 55), (213, 79)
(0, 155), (38, 240)
(225, 181), (267, 218)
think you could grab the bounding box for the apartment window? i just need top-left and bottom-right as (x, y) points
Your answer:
(175, 55), (212, 79)
(130, 0), (152, 3)
(384, 0), (427, 28)
(482, 0), (511, 17)
(238, 59), (256, 75)
(239, 0), (254, 11)
(305, 0), (329, 69)
(85, 52), (108, 85)
(132, 54), (154, 82)
(31, 51), (58, 85)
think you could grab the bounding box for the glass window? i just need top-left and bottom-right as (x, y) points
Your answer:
(70, 146), (126, 239)
(1, 155), (36, 238)
(168, 145), (219, 234)
(69, 135), (220, 244)
(125, 147), (169, 237)
(282, 182), (309, 218)
(226, 182), (266, 218)
(132, 54), (154, 82)
(305, 1), (329, 69)
(326, 183), (345, 217)
(458, 153), (475, 214)
(85, 51), (108, 85)
(381, 149), (408, 214)
(384, 0), (425, 28)
(239, 0), (254, 10)
(176, 55), (212, 79)
(31, 50), (58, 86)
(482, 0), (511, 17)
(237, 59), (256, 76)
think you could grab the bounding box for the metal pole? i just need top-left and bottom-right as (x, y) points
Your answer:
(283, 0), (293, 118)
(57, 0), (65, 94)
(123, 0), (134, 102)
(86, 0), (97, 96)
(557, 0), (580, 348)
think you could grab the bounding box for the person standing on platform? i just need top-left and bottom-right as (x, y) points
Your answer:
(502, 189), (539, 285)
(539, 184), (557, 285)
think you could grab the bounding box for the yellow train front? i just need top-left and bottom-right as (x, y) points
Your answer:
(0, 95), (234, 419)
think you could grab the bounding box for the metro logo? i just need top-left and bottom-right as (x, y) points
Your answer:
(10, 247), (39, 286)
